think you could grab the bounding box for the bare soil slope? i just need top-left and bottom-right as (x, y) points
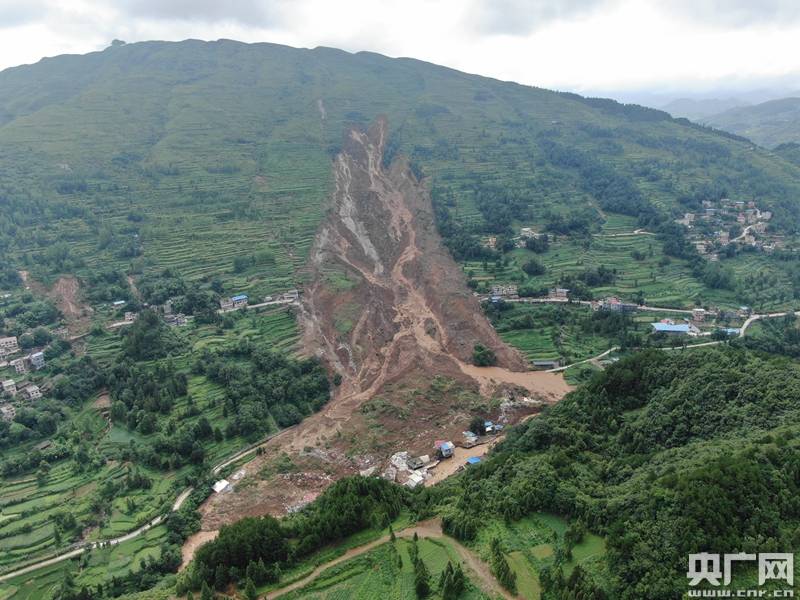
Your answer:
(198, 118), (569, 531)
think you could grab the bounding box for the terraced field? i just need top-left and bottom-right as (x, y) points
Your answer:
(0, 524), (168, 600)
(0, 307), (302, 582)
(278, 537), (489, 600)
(470, 513), (608, 600)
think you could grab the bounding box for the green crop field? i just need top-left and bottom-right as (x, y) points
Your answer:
(2, 38), (800, 597)
(0, 306), (304, 579)
(0, 525), (169, 600)
(469, 513), (609, 600)
(278, 537), (489, 600)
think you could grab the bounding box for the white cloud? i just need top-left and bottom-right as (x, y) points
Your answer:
(0, 0), (799, 98)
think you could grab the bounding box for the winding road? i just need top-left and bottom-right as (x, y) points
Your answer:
(0, 427), (295, 583)
(0, 305), (790, 584)
(546, 310), (790, 372)
(264, 519), (516, 600)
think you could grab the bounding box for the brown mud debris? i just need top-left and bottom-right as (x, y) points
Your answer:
(197, 117), (570, 535)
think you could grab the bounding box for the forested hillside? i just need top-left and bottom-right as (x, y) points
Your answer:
(3, 40), (800, 600)
(706, 97), (800, 148)
(2, 39), (800, 307)
(431, 344), (800, 598)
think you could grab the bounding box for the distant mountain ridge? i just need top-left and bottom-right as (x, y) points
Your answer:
(705, 97), (800, 148)
(661, 96), (750, 121)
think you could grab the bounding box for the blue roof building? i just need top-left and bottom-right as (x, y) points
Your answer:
(651, 323), (690, 334)
(231, 294), (248, 302)
(466, 457), (481, 465)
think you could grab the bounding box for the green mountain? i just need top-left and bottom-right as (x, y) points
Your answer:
(661, 96), (749, 121)
(4, 39), (800, 600)
(2, 39), (800, 308)
(706, 97), (800, 148)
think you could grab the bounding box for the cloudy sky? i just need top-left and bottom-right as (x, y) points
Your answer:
(2, 0), (800, 103)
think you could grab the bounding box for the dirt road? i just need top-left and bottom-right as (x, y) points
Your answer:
(265, 519), (516, 600)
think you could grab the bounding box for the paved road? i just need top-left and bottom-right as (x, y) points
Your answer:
(547, 311), (791, 372)
(0, 426), (293, 583)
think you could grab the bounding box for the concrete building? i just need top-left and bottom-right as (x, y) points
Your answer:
(10, 358), (26, 374)
(2, 379), (16, 396)
(231, 294), (249, 309)
(491, 284), (518, 298)
(0, 404), (15, 422)
(22, 385), (42, 400)
(29, 351), (45, 370)
(0, 336), (19, 356)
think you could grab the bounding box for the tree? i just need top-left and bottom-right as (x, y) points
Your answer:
(472, 343), (497, 367)
(521, 258), (546, 276)
(243, 577), (258, 600)
(201, 581), (214, 600)
(414, 554), (430, 598)
(469, 416), (486, 436)
(490, 538), (516, 593)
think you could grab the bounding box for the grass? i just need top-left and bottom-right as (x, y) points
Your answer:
(0, 307), (304, 576)
(0, 525), (169, 600)
(277, 537), (489, 600)
(468, 513), (609, 600)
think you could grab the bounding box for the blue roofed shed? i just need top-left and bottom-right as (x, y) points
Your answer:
(651, 323), (690, 334)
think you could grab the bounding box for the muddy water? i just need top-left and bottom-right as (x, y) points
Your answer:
(458, 363), (574, 400)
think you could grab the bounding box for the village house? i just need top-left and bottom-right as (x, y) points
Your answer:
(212, 479), (231, 493)
(0, 336), (19, 356)
(2, 379), (16, 396)
(692, 308), (706, 322)
(1, 404), (16, 422)
(219, 297), (234, 310)
(231, 294), (249, 309)
(10, 358), (26, 374)
(533, 359), (562, 370)
(112, 300), (126, 308)
(736, 214), (747, 224)
(29, 351), (45, 370)
(22, 384), (42, 400)
(717, 231), (730, 244)
(549, 287), (569, 299)
(598, 296), (637, 313)
(490, 284), (518, 298)
(283, 289), (300, 302)
(124, 311), (136, 322)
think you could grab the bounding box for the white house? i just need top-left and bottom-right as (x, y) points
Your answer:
(212, 479), (231, 493)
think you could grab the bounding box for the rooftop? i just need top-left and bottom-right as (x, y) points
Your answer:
(651, 323), (690, 333)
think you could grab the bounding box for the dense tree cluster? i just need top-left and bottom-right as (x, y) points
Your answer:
(195, 340), (330, 438)
(190, 476), (407, 591)
(436, 347), (800, 599)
